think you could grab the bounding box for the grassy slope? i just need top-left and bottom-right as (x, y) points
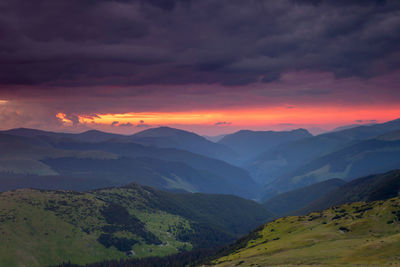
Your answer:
(0, 190), (124, 267)
(0, 185), (271, 267)
(212, 196), (400, 266)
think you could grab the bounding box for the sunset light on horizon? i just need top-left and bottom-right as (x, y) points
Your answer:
(55, 105), (400, 135)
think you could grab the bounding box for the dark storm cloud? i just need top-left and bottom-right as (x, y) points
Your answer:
(0, 0), (399, 88)
(296, 89), (332, 96)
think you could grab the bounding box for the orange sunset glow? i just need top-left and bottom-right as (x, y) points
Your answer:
(56, 105), (400, 133)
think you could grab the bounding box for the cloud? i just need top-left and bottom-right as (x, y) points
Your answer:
(0, 0), (399, 88)
(214, 121), (232, 126)
(118, 122), (133, 127)
(355, 119), (378, 123)
(136, 120), (151, 128)
(296, 89), (332, 96)
(64, 113), (80, 126)
(111, 120), (150, 128)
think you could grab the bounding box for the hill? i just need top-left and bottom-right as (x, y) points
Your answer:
(266, 132), (400, 194)
(248, 118), (400, 186)
(297, 169), (400, 215)
(0, 184), (272, 266)
(130, 127), (236, 162)
(48, 140), (257, 198)
(0, 133), (258, 199)
(218, 129), (311, 163)
(262, 178), (346, 216)
(211, 196), (400, 266)
(2, 127), (237, 163)
(2, 128), (123, 143)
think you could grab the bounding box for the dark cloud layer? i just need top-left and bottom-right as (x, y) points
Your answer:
(1, 0), (399, 88)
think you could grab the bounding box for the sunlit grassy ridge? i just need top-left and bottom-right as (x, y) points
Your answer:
(0, 184), (271, 267)
(212, 196), (400, 266)
(0, 189), (124, 266)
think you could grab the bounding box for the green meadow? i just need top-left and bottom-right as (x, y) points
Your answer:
(213, 197), (400, 267)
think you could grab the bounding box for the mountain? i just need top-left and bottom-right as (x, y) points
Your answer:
(2, 127), (237, 163)
(218, 128), (312, 163)
(266, 131), (400, 194)
(211, 195), (400, 266)
(377, 129), (400, 141)
(251, 118), (400, 188)
(130, 127), (236, 162)
(297, 169), (400, 215)
(0, 184), (272, 266)
(2, 128), (123, 143)
(331, 123), (376, 132)
(0, 132), (258, 198)
(0, 133), (118, 175)
(46, 140), (258, 198)
(262, 178), (346, 216)
(247, 133), (350, 186)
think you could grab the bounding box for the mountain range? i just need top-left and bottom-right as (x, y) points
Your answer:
(1, 118), (400, 266)
(0, 129), (258, 198)
(261, 128), (400, 197)
(254, 118), (400, 198)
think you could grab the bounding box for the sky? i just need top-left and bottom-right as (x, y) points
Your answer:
(0, 0), (399, 135)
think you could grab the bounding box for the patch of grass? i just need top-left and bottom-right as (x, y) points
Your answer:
(213, 197), (400, 266)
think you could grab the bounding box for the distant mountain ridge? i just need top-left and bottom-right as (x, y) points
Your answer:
(130, 127), (236, 162)
(2, 128), (122, 143)
(218, 128), (312, 164)
(0, 131), (258, 198)
(265, 130), (400, 195)
(2, 126), (237, 163)
(251, 118), (400, 195)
